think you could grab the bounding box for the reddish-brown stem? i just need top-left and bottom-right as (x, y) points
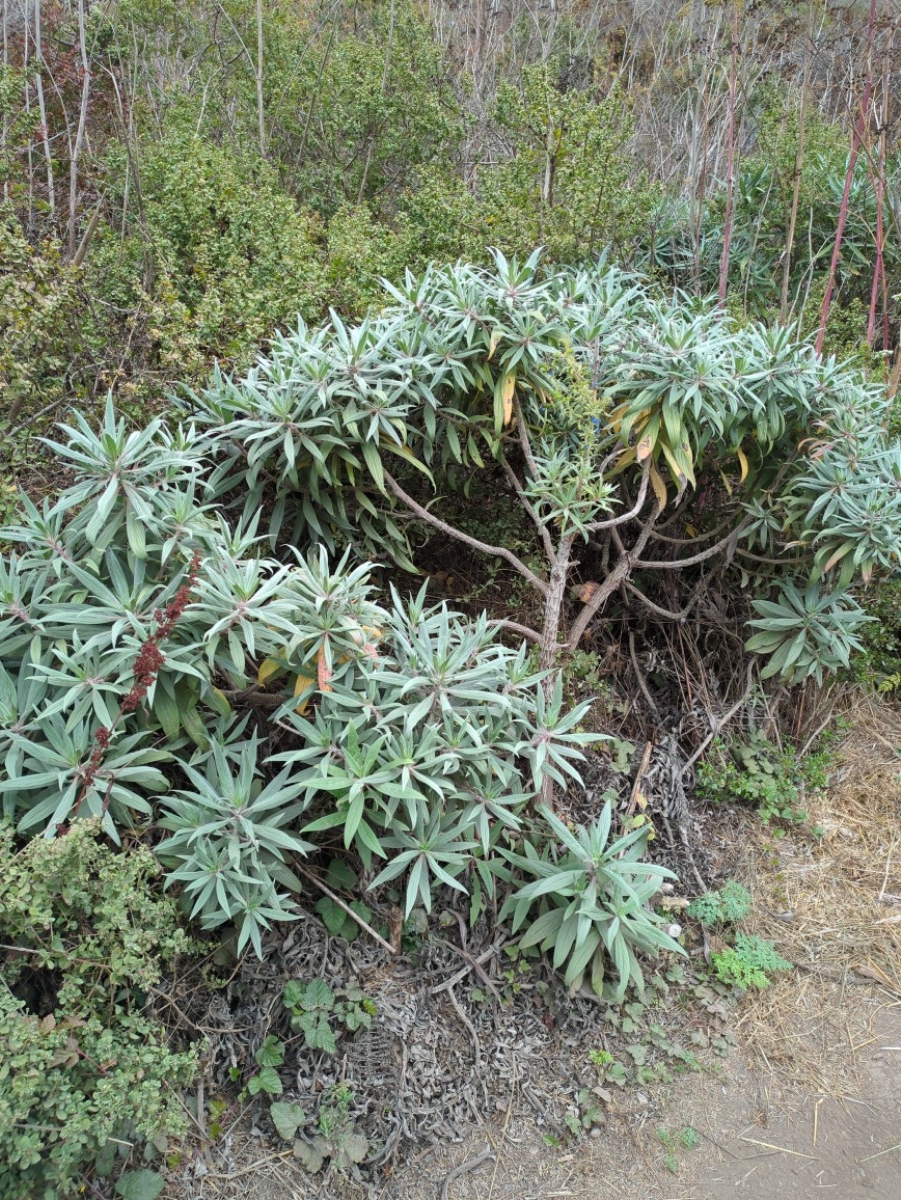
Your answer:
(815, 0), (877, 357)
(66, 552), (203, 831)
(867, 48), (891, 351)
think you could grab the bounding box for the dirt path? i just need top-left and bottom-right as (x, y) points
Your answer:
(680, 1006), (901, 1200)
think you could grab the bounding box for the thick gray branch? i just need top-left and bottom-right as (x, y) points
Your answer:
(632, 521), (749, 570)
(566, 513), (659, 650)
(623, 581), (698, 622)
(382, 468), (549, 596)
(587, 460), (651, 531)
(488, 618), (543, 645)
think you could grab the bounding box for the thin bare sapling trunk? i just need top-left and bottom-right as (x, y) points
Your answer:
(815, 0), (876, 357)
(33, 0), (55, 219)
(68, 0), (92, 257)
(356, 0), (396, 204)
(255, 0), (266, 158)
(717, 1), (739, 306)
(867, 49), (891, 351)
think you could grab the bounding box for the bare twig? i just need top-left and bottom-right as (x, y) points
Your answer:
(487, 618), (543, 645)
(717, 1), (739, 305)
(623, 579), (699, 622)
(381, 468), (549, 596)
(500, 455), (554, 561)
(628, 632), (660, 718)
(566, 509), (660, 650)
(587, 460), (651, 531)
(357, 0), (396, 203)
(626, 740), (654, 819)
(682, 663), (756, 776)
(32, 0), (55, 219)
(815, 0), (877, 355)
(428, 942), (504, 996)
(295, 863), (396, 956)
(68, 0), (92, 258)
(255, 0), (266, 157)
(440, 1150), (494, 1200)
(632, 520), (749, 571)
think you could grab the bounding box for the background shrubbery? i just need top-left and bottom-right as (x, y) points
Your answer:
(0, 823), (197, 1200)
(3, 0), (900, 462)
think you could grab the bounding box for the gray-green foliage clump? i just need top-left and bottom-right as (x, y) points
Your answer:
(183, 252), (900, 682)
(0, 822), (197, 1200)
(0, 389), (603, 960)
(1, 251), (898, 1003)
(502, 803), (684, 1001)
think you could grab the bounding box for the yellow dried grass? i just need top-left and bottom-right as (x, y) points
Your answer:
(723, 695), (901, 1093)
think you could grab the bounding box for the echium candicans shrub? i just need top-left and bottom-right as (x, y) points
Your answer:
(3, 250), (899, 996)
(0, 397), (607, 961)
(182, 251), (901, 685)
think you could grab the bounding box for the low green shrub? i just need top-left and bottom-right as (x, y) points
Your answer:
(0, 402), (604, 961)
(501, 802), (685, 1001)
(0, 821), (197, 1200)
(854, 577), (901, 686)
(697, 732), (818, 826)
(4, 248), (894, 1010)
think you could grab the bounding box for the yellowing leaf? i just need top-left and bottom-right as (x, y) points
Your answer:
(608, 445), (637, 477)
(719, 468), (733, 497)
(608, 401), (644, 437)
(649, 464), (667, 511)
(501, 373), (516, 426)
(660, 440), (692, 490)
(317, 649), (333, 692)
(294, 671), (316, 713)
(636, 433), (654, 462)
(736, 446), (749, 484)
(822, 544), (852, 574)
(257, 657), (284, 686)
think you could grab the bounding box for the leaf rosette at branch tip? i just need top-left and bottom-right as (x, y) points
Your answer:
(502, 802), (684, 1002)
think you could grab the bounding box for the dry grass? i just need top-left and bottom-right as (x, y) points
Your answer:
(719, 695), (901, 1095)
